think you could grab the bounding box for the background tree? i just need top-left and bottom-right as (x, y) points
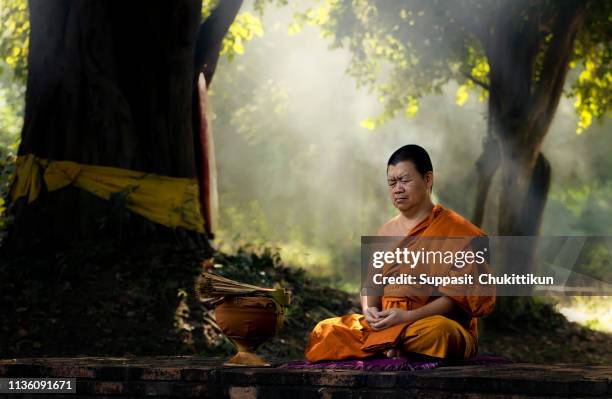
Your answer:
(280, 0), (611, 252)
(0, 0), (273, 357)
(1, 0), (243, 253)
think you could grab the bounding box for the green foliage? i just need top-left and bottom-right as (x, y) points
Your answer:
(0, 74), (23, 233)
(567, 1), (612, 133)
(0, 79), (23, 144)
(261, 0), (611, 133)
(221, 12), (264, 60)
(260, 0), (491, 128)
(203, 0), (265, 61)
(0, 1), (30, 236)
(574, 240), (612, 283)
(201, 0), (220, 19)
(0, 0), (27, 158)
(0, 0), (28, 82)
(556, 296), (612, 333)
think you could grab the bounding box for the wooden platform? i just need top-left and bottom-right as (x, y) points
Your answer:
(0, 356), (610, 398)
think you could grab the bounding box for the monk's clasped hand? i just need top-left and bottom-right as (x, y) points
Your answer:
(364, 307), (381, 325)
(369, 308), (412, 331)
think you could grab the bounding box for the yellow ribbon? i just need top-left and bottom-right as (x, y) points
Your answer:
(10, 154), (206, 233)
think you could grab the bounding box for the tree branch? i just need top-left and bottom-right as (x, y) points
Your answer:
(193, 0), (244, 86)
(527, 0), (586, 146)
(463, 72), (490, 91)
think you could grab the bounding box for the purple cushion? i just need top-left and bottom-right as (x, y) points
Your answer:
(279, 355), (510, 371)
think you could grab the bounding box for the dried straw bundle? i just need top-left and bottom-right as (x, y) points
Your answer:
(197, 271), (290, 307)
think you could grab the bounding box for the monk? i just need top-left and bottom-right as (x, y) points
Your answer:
(304, 144), (495, 362)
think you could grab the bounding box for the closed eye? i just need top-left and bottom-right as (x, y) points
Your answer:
(388, 179), (411, 186)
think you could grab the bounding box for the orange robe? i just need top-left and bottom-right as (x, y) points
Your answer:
(304, 205), (495, 362)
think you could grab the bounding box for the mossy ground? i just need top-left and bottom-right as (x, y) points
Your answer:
(1, 240), (610, 364)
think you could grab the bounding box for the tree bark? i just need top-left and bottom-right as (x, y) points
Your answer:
(481, 1), (585, 279)
(471, 112), (499, 228)
(5, 0), (243, 253)
(194, 0), (243, 86)
(485, 1), (585, 237)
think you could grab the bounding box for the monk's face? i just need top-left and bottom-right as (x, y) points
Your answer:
(387, 161), (433, 212)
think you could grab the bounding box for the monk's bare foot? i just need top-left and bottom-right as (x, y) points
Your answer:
(386, 349), (399, 358)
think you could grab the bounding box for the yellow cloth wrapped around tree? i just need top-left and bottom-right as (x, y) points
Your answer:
(10, 153), (206, 233)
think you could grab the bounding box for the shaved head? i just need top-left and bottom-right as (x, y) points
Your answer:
(387, 144), (433, 177)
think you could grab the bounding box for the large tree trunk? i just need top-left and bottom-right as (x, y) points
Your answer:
(484, 1), (585, 245)
(5, 0), (241, 253)
(465, 1), (586, 307)
(0, 0), (244, 357)
(471, 112), (499, 228)
(9, 0), (200, 250)
(477, 0), (584, 304)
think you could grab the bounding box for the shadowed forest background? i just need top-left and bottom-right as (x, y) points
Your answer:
(0, 0), (610, 363)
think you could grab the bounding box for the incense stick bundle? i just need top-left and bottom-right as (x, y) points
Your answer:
(197, 271), (290, 306)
